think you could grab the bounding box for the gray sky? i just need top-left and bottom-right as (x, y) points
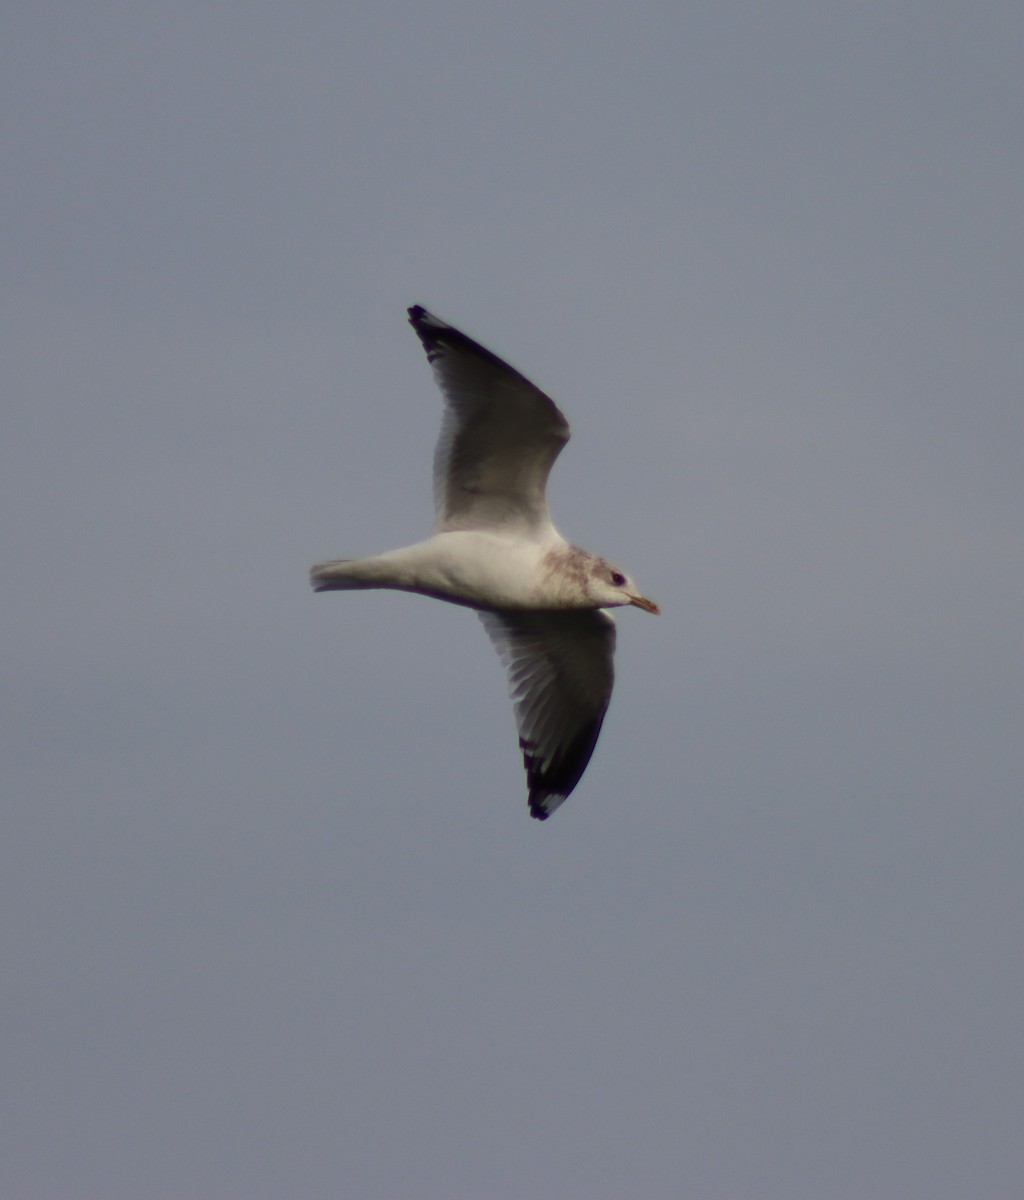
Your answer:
(3, 2), (1022, 1196)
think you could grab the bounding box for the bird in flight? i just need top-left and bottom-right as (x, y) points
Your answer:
(311, 306), (659, 819)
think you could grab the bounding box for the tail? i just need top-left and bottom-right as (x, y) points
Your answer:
(310, 559), (380, 592)
(311, 544), (422, 594)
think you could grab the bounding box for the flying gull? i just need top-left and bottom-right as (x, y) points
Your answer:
(311, 306), (659, 819)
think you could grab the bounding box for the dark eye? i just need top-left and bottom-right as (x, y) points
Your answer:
(610, 571), (627, 587)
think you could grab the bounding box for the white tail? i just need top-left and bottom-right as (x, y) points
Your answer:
(310, 559), (378, 592)
(311, 541), (442, 596)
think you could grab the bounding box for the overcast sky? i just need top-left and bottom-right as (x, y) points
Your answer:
(3, 3), (1022, 1197)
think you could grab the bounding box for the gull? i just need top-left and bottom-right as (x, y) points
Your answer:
(311, 306), (659, 820)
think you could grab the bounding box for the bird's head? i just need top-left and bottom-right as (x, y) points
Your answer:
(592, 558), (660, 614)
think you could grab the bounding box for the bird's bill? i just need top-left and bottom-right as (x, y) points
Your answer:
(629, 595), (661, 615)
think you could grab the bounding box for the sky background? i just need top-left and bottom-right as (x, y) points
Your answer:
(3, 2), (1022, 1197)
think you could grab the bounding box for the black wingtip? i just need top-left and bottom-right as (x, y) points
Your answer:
(408, 304), (442, 333)
(407, 305), (451, 363)
(407, 305), (540, 385)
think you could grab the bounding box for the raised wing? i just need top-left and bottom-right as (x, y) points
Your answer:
(408, 305), (570, 537)
(478, 608), (616, 819)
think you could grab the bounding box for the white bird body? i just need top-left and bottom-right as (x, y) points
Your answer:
(312, 306), (659, 819)
(312, 530), (561, 611)
(312, 529), (650, 613)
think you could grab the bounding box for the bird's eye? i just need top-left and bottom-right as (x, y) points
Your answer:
(610, 571), (627, 587)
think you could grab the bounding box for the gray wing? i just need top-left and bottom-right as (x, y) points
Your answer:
(408, 305), (570, 538)
(478, 608), (616, 820)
